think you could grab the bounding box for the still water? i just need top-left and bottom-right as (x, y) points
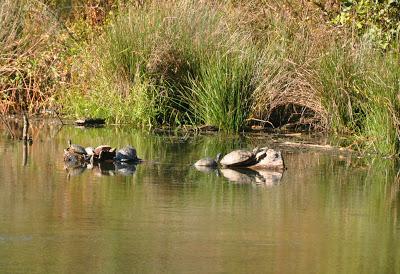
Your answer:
(0, 122), (399, 273)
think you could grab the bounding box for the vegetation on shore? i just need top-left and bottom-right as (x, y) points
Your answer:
(1, 0), (400, 155)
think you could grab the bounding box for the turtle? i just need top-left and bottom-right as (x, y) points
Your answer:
(194, 153), (222, 168)
(67, 139), (87, 155)
(115, 146), (141, 162)
(220, 147), (262, 168)
(94, 145), (116, 161)
(86, 145), (116, 162)
(85, 147), (95, 156)
(94, 145), (112, 155)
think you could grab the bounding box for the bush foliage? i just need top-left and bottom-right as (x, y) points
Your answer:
(332, 0), (400, 48)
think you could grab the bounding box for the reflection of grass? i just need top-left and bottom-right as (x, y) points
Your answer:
(1, 126), (400, 273)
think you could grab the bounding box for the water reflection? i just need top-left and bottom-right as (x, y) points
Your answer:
(65, 161), (139, 177)
(220, 168), (283, 186)
(194, 165), (217, 173)
(65, 165), (86, 177)
(114, 162), (137, 176)
(0, 121), (400, 274)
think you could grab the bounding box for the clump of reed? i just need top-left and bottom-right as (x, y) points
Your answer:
(186, 49), (260, 131)
(62, 0), (264, 131)
(317, 41), (400, 155)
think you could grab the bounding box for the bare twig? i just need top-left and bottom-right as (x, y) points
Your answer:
(0, 114), (15, 138)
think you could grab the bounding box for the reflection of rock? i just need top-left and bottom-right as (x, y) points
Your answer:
(114, 162), (137, 176)
(220, 167), (283, 186)
(64, 159), (139, 177)
(253, 170), (283, 186)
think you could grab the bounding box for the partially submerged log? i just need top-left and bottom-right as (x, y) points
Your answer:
(74, 118), (105, 127)
(279, 141), (349, 151)
(22, 112), (30, 143)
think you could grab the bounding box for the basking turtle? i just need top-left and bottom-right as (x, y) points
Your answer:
(85, 147), (95, 156)
(67, 139), (87, 155)
(93, 145), (116, 161)
(194, 153), (222, 168)
(94, 145), (112, 155)
(115, 146), (141, 162)
(220, 147), (261, 168)
(85, 145), (116, 162)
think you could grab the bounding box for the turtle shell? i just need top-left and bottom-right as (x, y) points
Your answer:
(194, 157), (216, 167)
(68, 140), (87, 155)
(250, 149), (285, 170)
(85, 147), (95, 156)
(94, 145), (112, 155)
(194, 153), (221, 168)
(115, 146), (138, 162)
(98, 149), (116, 161)
(69, 144), (87, 155)
(220, 150), (256, 167)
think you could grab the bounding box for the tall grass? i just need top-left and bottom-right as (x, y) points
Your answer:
(249, 4), (329, 130)
(186, 49), (260, 131)
(2, 0), (400, 155)
(317, 41), (400, 155)
(63, 1), (262, 130)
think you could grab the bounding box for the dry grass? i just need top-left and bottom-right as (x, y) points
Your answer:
(240, 0), (334, 130)
(2, 0), (400, 154)
(0, 0), (63, 114)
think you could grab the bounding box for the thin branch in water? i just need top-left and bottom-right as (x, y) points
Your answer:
(0, 114), (15, 139)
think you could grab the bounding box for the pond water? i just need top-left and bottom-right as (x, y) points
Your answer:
(0, 121), (399, 273)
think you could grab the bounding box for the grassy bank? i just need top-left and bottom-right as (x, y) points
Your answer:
(1, 0), (400, 155)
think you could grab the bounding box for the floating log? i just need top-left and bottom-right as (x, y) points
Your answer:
(74, 118), (105, 127)
(198, 125), (219, 132)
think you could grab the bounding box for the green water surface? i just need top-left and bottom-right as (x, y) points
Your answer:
(0, 122), (399, 273)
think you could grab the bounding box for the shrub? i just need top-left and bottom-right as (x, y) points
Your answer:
(332, 0), (400, 49)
